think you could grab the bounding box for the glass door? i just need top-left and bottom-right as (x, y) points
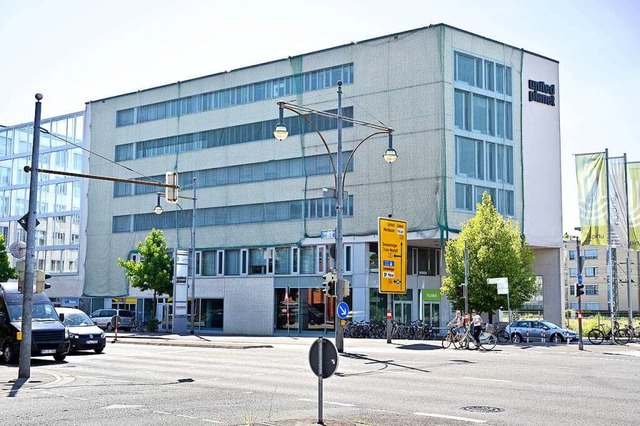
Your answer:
(423, 302), (440, 327)
(393, 301), (412, 325)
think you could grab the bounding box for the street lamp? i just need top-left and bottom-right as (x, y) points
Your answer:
(153, 177), (197, 334)
(274, 81), (397, 352)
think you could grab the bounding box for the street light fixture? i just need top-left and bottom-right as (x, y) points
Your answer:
(274, 81), (397, 353)
(152, 177), (197, 334)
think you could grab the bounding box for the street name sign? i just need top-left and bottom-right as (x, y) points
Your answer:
(378, 217), (407, 294)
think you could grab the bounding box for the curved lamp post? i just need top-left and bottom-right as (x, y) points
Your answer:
(274, 81), (397, 352)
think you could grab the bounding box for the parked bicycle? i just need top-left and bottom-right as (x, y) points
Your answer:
(493, 322), (511, 343)
(587, 321), (630, 345)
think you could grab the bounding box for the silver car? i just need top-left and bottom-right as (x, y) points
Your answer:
(506, 320), (578, 343)
(89, 309), (135, 331)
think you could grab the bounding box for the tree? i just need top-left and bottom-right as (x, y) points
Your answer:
(117, 229), (173, 325)
(0, 235), (18, 282)
(442, 193), (537, 321)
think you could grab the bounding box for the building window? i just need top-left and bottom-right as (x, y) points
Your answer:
(585, 302), (599, 311)
(568, 249), (576, 260)
(585, 267), (597, 277)
(585, 285), (599, 295)
(569, 268), (577, 277)
(583, 249), (598, 259)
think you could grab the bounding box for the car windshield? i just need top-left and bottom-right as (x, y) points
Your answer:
(7, 302), (60, 322)
(541, 321), (559, 329)
(62, 312), (95, 327)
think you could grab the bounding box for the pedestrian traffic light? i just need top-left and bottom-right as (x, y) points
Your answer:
(327, 280), (336, 297)
(35, 269), (46, 293)
(322, 272), (337, 297)
(576, 282), (585, 297)
(165, 172), (179, 203)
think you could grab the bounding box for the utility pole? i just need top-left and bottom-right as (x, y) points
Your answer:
(575, 232), (584, 351)
(19, 94), (43, 379)
(464, 240), (469, 321)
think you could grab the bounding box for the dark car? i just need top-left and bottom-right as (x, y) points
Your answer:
(56, 307), (106, 354)
(0, 281), (71, 363)
(506, 320), (578, 343)
(90, 309), (135, 331)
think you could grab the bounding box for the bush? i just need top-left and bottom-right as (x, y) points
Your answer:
(565, 314), (639, 336)
(145, 318), (160, 332)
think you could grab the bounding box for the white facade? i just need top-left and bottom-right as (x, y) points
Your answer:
(82, 24), (563, 334)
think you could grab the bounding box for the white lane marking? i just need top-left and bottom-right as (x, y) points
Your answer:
(202, 420), (223, 424)
(461, 376), (513, 383)
(298, 398), (355, 407)
(103, 405), (145, 409)
(414, 412), (487, 423)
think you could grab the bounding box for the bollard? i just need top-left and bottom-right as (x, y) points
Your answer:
(541, 328), (545, 344)
(526, 328), (530, 344)
(566, 329), (570, 345)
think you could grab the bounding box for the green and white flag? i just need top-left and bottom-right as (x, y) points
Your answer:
(576, 152), (607, 246)
(628, 162), (640, 251)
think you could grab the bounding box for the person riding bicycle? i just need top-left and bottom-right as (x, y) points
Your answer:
(471, 309), (483, 350)
(447, 310), (464, 334)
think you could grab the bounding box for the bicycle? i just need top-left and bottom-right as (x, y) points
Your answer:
(458, 324), (497, 351)
(587, 321), (630, 345)
(493, 323), (511, 343)
(441, 326), (466, 349)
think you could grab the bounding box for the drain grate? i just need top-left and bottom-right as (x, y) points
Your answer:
(461, 406), (505, 413)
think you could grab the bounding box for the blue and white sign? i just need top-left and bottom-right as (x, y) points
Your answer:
(577, 274), (583, 284)
(337, 301), (350, 320)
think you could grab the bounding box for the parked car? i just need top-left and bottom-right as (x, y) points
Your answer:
(506, 320), (578, 343)
(56, 307), (106, 354)
(89, 309), (135, 331)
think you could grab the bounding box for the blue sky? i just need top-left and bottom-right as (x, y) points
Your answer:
(1, 0), (638, 233)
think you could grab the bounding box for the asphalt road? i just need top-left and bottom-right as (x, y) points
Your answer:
(2, 337), (639, 425)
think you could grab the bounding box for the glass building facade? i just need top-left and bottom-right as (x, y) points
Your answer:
(0, 112), (84, 275)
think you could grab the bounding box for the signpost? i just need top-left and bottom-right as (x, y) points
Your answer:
(378, 217), (407, 345)
(487, 277), (511, 323)
(308, 338), (339, 424)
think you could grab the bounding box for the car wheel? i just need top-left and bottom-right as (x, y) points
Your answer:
(551, 334), (563, 343)
(2, 343), (17, 364)
(512, 333), (523, 344)
(94, 348), (104, 354)
(106, 323), (113, 332)
(53, 354), (66, 362)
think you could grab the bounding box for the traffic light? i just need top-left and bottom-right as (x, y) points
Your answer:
(165, 172), (179, 203)
(17, 260), (25, 292)
(457, 283), (465, 299)
(322, 272), (337, 297)
(576, 282), (585, 297)
(343, 279), (350, 297)
(35, 269), (46, 293)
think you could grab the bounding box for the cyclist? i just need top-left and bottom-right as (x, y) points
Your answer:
(471, 309), (483, 349)
(447, 310), (464, 334)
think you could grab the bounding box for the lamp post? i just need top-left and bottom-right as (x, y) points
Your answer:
(154, 177), (197, 334)
(274, 81), (397, 353)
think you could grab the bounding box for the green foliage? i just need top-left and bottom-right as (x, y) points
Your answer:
(0, 235), (18, 282)
(145, 317), (160, 332)
(117, 229), (173, 315)
(442, 193), (537, 314)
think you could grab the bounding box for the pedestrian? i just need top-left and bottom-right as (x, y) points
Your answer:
(471, 309), (483, 349)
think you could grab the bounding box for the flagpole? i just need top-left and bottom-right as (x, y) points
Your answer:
(623, 154), (633, 324)
(605, 149), (615, 339)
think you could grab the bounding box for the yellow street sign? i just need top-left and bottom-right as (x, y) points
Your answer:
(378, 217), (407, 294)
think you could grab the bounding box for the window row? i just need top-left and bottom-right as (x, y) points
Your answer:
(0, 113), (84, 156)
(455, 184), (514, 216)
(116, 64), (354, 126)
(115, 107), (353, 162)
(568, 248), (598, 260)
(112, 195), (354, 233)
(115, 154), (352, 197)
(454, 52), (512, 96)
(368, 244), (440, 276)
(455, 136), (513, 184)
(569, 267), (597, 277)
(455, 90), (513, 139)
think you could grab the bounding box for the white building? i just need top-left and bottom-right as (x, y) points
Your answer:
(83, 24), (563, 334)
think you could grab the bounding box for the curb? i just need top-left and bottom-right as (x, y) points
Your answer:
(109, 338), (273, 350)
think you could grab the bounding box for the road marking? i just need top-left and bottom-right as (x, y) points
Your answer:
(414, 412), (487, 423)
(103, 405), (145, 409)
(461, 376), (513, 383)
(298, 398), (355, 407)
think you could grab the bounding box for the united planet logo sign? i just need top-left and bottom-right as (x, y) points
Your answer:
(528, 79), (555, 106)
